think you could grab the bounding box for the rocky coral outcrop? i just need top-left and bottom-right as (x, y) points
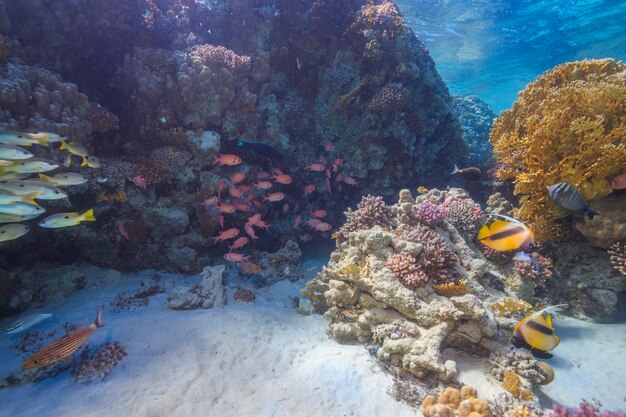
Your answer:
(167, 265), (225, 310)
(451, 94), (497, 167)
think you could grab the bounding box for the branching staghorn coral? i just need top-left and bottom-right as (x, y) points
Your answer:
(490, 59), (626, 241)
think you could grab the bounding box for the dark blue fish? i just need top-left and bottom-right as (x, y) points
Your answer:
(546, 182), (598, 219)
(237, 140), (284, 160)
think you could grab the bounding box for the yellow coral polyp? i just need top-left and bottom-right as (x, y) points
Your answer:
(502, 370), (522, 398)
(432, 280), (469, 297)
(490, 59), (626, 242)
(339, 263), (360, 280)
(489, 298), (533, 317)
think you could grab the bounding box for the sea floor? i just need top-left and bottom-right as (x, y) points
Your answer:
(0, 257), (624, 417)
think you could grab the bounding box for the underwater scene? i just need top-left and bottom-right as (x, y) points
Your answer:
(0, 0), (624, 416)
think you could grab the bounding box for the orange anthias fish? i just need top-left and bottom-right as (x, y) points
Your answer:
(244, 223), (258, 241)
(305, 163), (325, 172)
(311, 210), (327, 218)
(512, 305), (566, 358)
(272, 174), (292, 184)
(238, 261), (262, 274)
(229, 186), (245, 199)
(231, 172), (245, 184)
(304, 184), (315, 196)
(224, 252), (249, 263)
(254, 181), (273, 190)
(202, 196), (219, 206)
(118, 223), (129, 240)
(263, 192), (285, 202)
(324, 143), (334, 152)
(229, 236), (249, 252)
(212, 154), (242, 166)
(133, 175), (147, 189)
(342, 176), (358, 186)
(212, 227), (239, 243)
(22, 306), (104, 369)
(217, 203), (236, 213)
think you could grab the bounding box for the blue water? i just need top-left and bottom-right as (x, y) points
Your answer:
(396, 0), (626, 112)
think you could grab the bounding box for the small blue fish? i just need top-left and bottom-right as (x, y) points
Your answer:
(6, 313), (52, 334)
(237, 140), (285, 160)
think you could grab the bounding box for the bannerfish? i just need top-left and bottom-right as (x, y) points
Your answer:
(0, 145), (34, 160)
(512, 304), (567, 358)
(0, 223), (30, 242)
(546, 182), (598, 219)
(39, 209), (95, 228)
(0, 180), (67, 200)
(478, 214), (534, 252)
(39, 172), (88, 187)
(22, 306), (103, 369)
(0, 158), (59, 175)
(237, 139), (285, 160)
(6, 313), (52, 334)
(451, 164), (481, 181)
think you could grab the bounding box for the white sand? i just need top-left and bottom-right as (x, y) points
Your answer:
(0, 263), (624, 417)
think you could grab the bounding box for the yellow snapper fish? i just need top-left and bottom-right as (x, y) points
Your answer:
(0, 130), (61, 147)
(0, 190), (39, 205)
(0, 201), (45, 216)
(82, 155), (101, 169)
(0, 158), (59, 175)
(39, 209), (95, 228)
(63, 153), (73, 168)
(39, 172), (88, 187)
(0, 159), (14, 167)
(0, 223), (30, 242)
(0, 172), (30, 181)
(0, 213), (40, 223)
(512, 304), (567, 359)
(0, 180), (67, 200)
(59, 140), (91, 166)
(0, 145), (34, 160)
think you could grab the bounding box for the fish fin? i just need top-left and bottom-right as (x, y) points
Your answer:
(544, 314), (553, 329)
(37, 138), (49, 147)
(59, 140), (68, 150)
(530, 349), (553, 359)
(21, 192), (39, 206)
(61, 354), (73, 363)
(38, 173), (52, 183)
(94, 305), (104, 328)
(477, 224), (491, 241)
(0, 167), (8, 176)
(487, 213), (523, 225)
(553, 335), (560, 347)
(451, 164), (459, 175)
(584, 208), (599, 219)
(81, 209), (96, 222)
(512, 251), (532, 262)
(81, 156), (88, 167)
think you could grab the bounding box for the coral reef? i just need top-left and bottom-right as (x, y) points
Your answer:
(490, 59), (626, 242)
(451, 95), (497, 166)
(422, 386), (492, 417)
(167, 265), (225, 310)
(607, 242), (626, 275)
(338, 195), (395, 237)
(550, 402), (624, 417)
(248, 240), (304, 287)
(109, 283), (164, 313)
(71, 341), (127, 384)
(233, 288), (255, 303)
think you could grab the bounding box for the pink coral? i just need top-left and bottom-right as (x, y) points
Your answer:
(414, 201), (446, 226)
(386, 253), (428, 288)
(338, 195), (395, 237)
(441, 198), (484, 233)
(403, 225), (459, 285)
(550, 402), (624, 417)
(190, 44), (252, 75)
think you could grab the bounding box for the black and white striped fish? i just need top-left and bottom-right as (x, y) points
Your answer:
(6, 313), (52, 335)
(546, 182), (598, 219)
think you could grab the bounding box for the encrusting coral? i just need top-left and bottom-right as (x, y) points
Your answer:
(490, 58), (626, 242)
(422, 386), (493, 417)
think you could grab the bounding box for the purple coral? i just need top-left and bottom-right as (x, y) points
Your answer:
(441, 198), (484, 233)
(402, 225), (459, 285)
(386, 253), (428, 288)
(338, 195), (395, 236)
(414, 201), (446, 226)
(190, 44), (252, 74)
(550, 402), (624, 417)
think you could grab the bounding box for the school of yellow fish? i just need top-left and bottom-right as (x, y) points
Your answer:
(0, 129), (96, 243)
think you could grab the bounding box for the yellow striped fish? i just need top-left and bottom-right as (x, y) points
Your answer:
(22, 306), (104, 369)
(512, 304), (566, 358)
(477, 214), (534, 252)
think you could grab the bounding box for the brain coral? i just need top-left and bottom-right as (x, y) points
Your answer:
(490, 59), (626, 241)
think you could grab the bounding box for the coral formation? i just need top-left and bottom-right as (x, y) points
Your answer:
(422, 386), (492, 417)
(167, 265), (225, 310)
(233, 288), (255, 303)
(338, 195), (395, 237)
(608, 242), (626, 275)
(386, 253), (428, 289)
(451, 95), (497, 166)
(550, 402), (624, 417)
(490, 59), (626, 242)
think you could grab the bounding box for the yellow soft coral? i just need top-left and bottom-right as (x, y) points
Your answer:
(489, 298), (533, 317)
(502, 370), (522, 398)
(433, 280), (469, 297)
(490, 59), (626, 241)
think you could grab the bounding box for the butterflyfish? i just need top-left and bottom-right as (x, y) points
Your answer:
(477, 214), (534, 252)
(22, 306), (103, 369)
(512, 304), (567, 358)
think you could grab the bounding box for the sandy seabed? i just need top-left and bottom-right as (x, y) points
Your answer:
(0, 260), (624, 417)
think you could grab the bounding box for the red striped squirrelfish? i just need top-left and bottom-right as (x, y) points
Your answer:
(22, 306), (104, 369)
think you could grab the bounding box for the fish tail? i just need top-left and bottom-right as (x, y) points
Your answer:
(59, 140), (68, 150)
(477, 224), (490, 241)
(451, 164), (459, 175)
(21, 192), (39, 206)
(583, 208), (599, 219)
(38, 173), (52, 183)
(81, 156), (88, 167)
(37, 138), (49, 147)
(81, 209), (96, 222)
(94, 305), (104, 328)
(0, 167), (7, 176)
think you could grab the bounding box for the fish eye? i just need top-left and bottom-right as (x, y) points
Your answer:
(19, 185), (24, 187)
(64, 216), (69, 219)
(17, 135), (22, 138)
(1, 231), (5, 234)
(54, 190), (60, 194)
(33, 131), (39, 134)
